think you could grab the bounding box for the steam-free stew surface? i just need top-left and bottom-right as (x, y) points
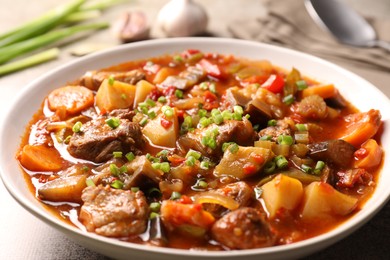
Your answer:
(18, 50), (383, 250)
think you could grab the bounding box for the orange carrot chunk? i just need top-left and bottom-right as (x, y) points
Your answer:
(19, 144), (63, 171)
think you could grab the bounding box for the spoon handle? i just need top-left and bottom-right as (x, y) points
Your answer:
(374, 40), (390, 52)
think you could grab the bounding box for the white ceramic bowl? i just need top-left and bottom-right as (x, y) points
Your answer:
(1, 38), (389, 260)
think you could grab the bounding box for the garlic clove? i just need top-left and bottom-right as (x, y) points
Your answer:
(112, 11), (150, 43)
(157, 0), (208, 37)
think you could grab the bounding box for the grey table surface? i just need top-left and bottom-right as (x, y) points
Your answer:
(0, 0), (389, 259)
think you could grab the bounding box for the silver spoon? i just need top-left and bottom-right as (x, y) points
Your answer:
(305, 0), (390, 52)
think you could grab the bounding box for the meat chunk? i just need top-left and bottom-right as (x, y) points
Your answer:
(67, 118), (145, 163)
(211, 207), (276, 249)
(80, 69), (145, 90)
(202, 181), (253, 217)
(308, 139), (355, 168)
(108, 109), (136, 121)
(259, 118), (294, 142)
(79, 185), (148, 237)
(336, 168), (373, 188)
(177, 118), (256, 160)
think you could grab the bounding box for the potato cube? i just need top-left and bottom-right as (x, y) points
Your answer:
(261, 174), (303, 218)
(96, 79), (136, 112)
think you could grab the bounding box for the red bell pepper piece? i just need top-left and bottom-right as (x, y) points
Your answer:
(261, 74), (285, 93)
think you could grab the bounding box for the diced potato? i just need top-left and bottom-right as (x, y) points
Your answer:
(134, 80), (156, 108)
(261, 174), (303, 219)
(19, 144), (63, 171)
(153, 67), (176, 84)
(301, 182), (358, 220)
(95, 78), (136, 112)
(142, 109), (179, 148)
(354, 139), (383, 169)
(301, 84), (337, 99)
(38, 175), (87, 203)
(214, 146), (273, 179)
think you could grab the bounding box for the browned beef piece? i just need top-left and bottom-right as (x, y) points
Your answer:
(202, 181), (253, 218)
(80, 69), (145, 90)
(177, 118), (256, 160)
(122, 156), (163, 189)
(109, 109), (135, 121)
(308, 139), (355, 168)
(259, 118), (293, 142)
(67, 118), (145, 163)
(79, 185), (148, 237)
(211, 207), (276, 249)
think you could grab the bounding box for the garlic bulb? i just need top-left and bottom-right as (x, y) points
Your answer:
(157, 0), (208, 37)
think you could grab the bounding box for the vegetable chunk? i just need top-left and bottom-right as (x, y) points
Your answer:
(261, 174), (303, 218)
(301, 182), (358, 220)
(96, 78), (136, 112)
(19, 144), (63, 171)
(38, 175), (87, 203)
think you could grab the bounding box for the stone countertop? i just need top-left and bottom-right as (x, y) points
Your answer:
(0, 0), (389, 259)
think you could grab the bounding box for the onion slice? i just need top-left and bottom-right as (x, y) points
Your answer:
(194, 191), (240, 210)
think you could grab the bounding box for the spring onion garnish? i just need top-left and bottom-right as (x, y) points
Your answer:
(314, 161), (325, 175)
(263, 160), (276, 174)
(139, 116), (148, 126)
(108, 75), (115, 85)
(186, 149), (202, 160)
(161, 105), (174, 117)
(85, 178), (96, 187)
(267, 119), (277, 126)
(301, 164), (312, 173)
(221, 110), (232, 120)
(275, 155), (288, 169)
(260, 135), (272, 141)
(105, 117), (120, 129)
(192, 179), (208, 190)
(148, 110), (157, 119)
(125, 152), (135, 162)
(109, 163), (120, 176)
(211, 109), (223, 125)
(233, 105), (243, 120)
(72, 121), (83, 133)
(148, 187), (162, 198)
(296, 80), (308, 90)
(157, 96), (167, 103)
(209, 83), (217, 93)
(200, 160), (210, 170)
(185, 156), (196, 166)
(283, 94), (295, 105)
(113, 151), (122, 158)
(198, 117), (212, 128)
(149, 212), (160, 219)
(295, 123), (307, 131)
(170, 191), (181, 200)
(175, 89), (184, 99)
(198, 108), (207, 118)
(277, 135), (294, 145)
(131, 187), (140, 192)
(111, 180), (124, 189)
(149, 202), (161, 212)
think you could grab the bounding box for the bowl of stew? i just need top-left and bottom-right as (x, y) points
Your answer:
(1, 38), (389, 259)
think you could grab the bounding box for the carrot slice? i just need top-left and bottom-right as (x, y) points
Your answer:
(19, 144), (63, 171)
(48, 85), (94, 115)
(340, 109), (382, 147)
(301, 84), (337, 99)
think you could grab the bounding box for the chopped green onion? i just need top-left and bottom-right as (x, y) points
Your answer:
(109, 163), (120, 176)
(149, 212), (160, 219)
(275, 155), (288, 169)
(146, 98), (156, 107)
(119, 165), (127, 174)
(105, 117), (120, 129)
(199, 117), (212, 128)
(283, 94), (295, 105)
(267, 119), (277, 126)
(221, 110), (232, 120)
(82, 166), (89, 172)
(85, 178), (95, 187)
(277, 135), (294, 145)
(148, 110), (157, 119)
(260, 135), (272, 141)
(263, 160), (276, 174)
(301, 164), (312, 173)
(175, 89), (184, 99)
(314, 161), (325, 175)
(113, 151), (122, 158)
(64, 135), (71, 144)
(139, 116), (148, 126)
(72, 121), (82, 133)
(131, 187), (140, 192)
(198, 109), (207, 118)
(209, 83), (217, 93)
(229, 143), (239, 153)
(152, 162), (161, 170)
(192, 179), (208, 190)
(233, 105), (244, 115)
(170, 191), (181, 200)
(185, 156), (196, 166)
(211, 109), (223, 125)
(295, 124), (307, 131)
(150, 202), (161, 212)
(160, 162), (170, 173)
(199, 82), (209, 90)
(173, 55), (183, 62)
(111, 180), (124, 189)
(200, 161), (210, 170)
(254, 187), (263, 199)
(186, 149), (202, 160)
(108, 75), (115, 86)
(157, 96), (167, 103)
(161, 105), (174, 117)
(296, 80), (308, 90)
(121, 93), (127, 100)
(156, 149), (169, 158)
(125, 152), (135, 162)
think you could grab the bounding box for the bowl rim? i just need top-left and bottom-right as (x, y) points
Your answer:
(1, 37), (390, 258)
